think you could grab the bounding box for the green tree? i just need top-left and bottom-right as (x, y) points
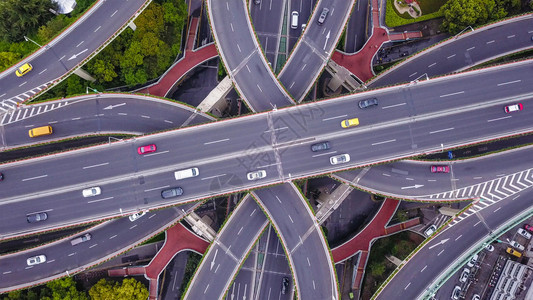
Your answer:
(88, 59), (118, 82)
(0, 52), (21, 69)
(65, 75), (85, 96)
(37, 15), (69, 42)
(43, 277), (88, 300)
(369, 262), (386, 277)
(89, 278), (148, 300)
(0, 0), (58, 42)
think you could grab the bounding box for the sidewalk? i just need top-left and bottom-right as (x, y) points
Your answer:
(331, 198), (420, 292)
(137, 17), (218, 97)
(108, 223), (209, 300)
(331, 0), (421, 82)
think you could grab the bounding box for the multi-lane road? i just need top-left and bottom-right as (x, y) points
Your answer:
(1, 59), (532, 240)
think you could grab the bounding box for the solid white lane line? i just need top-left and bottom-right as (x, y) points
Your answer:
(83, 162), (109, 169)
(382, 173), (390, 177)
(439, 91), (464, 98)
(204, 138), (230, 145)
(76, 41), (84, 47)
(201, 174), (227, 181)
(447, 54), (456, 59)
(230, 23), (234, 32)
(404, 282), (411, 290)
(427, 62), (436, 68)
(474, 221), (481, 227)
(288, 215), (294, 223)
(371, 139), (396, 146)
(94, 26), (101, 32)
(307, 257), (311, 266)
(130, 225), (137, 230)
(39, 69), (47, 75)
(3, 271), (12, 274)
(409, 72), (417, 78)
(87, 197), (114, 204)
(89, 244), (98, 249)
(237, 44), (241, 53)
(109, 235), (117, 239)
(164, 120), (173, 123)
(22, 174), (48, 181)
(143, 150), (169, 157)
(467, 46), (475, 51)
(276, 196), (282, 203)
(487, 116), (512, 122)
(497, 79), (521, 86)
(19, 82), (27, 87)
(71, 117), (81, 120)
(494, 207), (501, 213)
(110, 10), (118, 17)
(429, 127), (454, 134)
(322, 114), (347, 121)
(420, 265), (427, 272)
(312, 151), (337, 158)
(149, 214), (156, 219)
(144, 185), (170, 192)
(204, 284), (210, 294)
(47, 259), (55, 263)
(141, 115), (150, 119)
(437, 249), (444, 256)
(257, 84), (263, 92)
(381, 102), (406, 109)
(237, 227), (243, 235)
(507, 35), (515, 38)
(455, 234), (462, 241)
(486, 40), (495, 44)
(68, 253), (76, 257)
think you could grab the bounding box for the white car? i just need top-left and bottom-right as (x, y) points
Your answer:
(459, 268), (470, 283)
(329, 154), (350, 165)
(517, 228), (532, 239)
(510, 240), (525, 251)
(129, 211), (147, 222)
(485, 244), (494, 252)
(451, 286), (461, 300)
(467, 253), (478, 268)
(82, 187), (101, 197)
(247, 170), (266, 181)
(27, 255), (46, 266)
(424, 225), (437, 237)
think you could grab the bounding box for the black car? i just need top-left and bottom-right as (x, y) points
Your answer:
(27, 212), (48, 223)
(281, 277), (290, 294)
(161, 187), (183, 199)
(311, 141), (331, 152)
(358, 98), (378, 109)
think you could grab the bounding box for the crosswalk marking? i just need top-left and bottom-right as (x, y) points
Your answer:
(0, 101), (72, 126)
(429, 168), (533, 228)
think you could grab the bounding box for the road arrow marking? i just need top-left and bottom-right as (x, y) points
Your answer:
(103, 103), (126, 110)
(401, 184), (424, 190)
(210, 249), (218, 270)
(429, 238), (449, 249)
(68, 49), (88, 61)
(324, 31), (330, 50)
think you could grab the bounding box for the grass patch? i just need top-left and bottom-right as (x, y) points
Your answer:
(385, 0), (445, 27)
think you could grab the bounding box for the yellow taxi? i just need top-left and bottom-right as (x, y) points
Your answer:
(341, 118), (359, 128)
(16, 63), (33, 77)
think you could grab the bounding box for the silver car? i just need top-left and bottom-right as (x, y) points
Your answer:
(82, 187), (101, 197)
(317, 8), (330, 25)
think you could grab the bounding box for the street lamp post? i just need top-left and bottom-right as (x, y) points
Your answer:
(23, 36), (42, 48)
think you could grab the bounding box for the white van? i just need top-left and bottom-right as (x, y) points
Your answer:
(291, 11), (299, 29)
(174, 167), (199, 180)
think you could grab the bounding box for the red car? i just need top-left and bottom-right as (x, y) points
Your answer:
(524, 224), (533, 233)
(504, 103), (523, 113)
(431, 165), (450, 173)
(137, 144), (156, 155)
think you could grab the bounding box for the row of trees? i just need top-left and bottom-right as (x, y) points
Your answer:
(440, 0), (524, 34)
(2, 277), (148, 300)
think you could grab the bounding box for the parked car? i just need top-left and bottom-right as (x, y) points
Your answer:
(311, 141), (331, 152)
(459, 268), (470, 283)
(424, 225), (437, 237)
(358, 98), (378, 109)
(504, 103), (523, 113)
(317, 7), (329, 25)
(524, 224), (533, 233)
(451, 286), (461, 300)
(281, 277), (290, 294)
(330, 154), (350, 165)
(467, 253), (478, 268)
(430, 165), (450, 173)
(27, 212), (48, 223)
(485, 244), (494, 252)
(472, 294), (480, 300)
(510, 240), (525, 251)
(507, 247), (522, 258)
(341, 118), (359, 128)
(82, 187), (101, 197)
(161, 187), (184, 199)
(71, 233), (92, 246)
(16, 63), (33, 77)
(26, 255), (46, 266)
(247, 170), (266, 181)
(137, 144), (157, 155)
(517, 228), (532, 239)
(129, 211), (147, 222)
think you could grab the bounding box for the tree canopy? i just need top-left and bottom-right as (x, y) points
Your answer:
(89, 278), (149, 300)
(440, 0), (520, 34)
(0, 0), (58, 42)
